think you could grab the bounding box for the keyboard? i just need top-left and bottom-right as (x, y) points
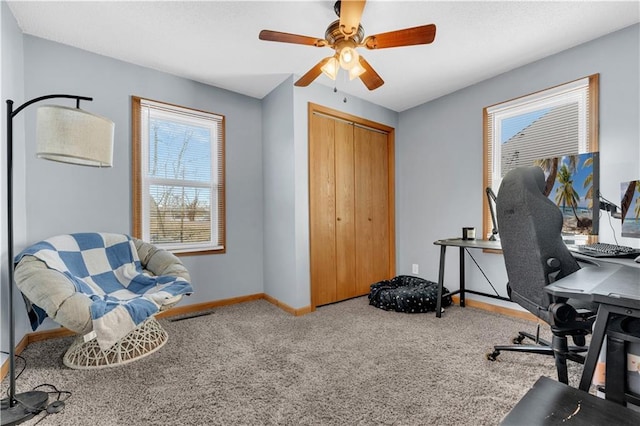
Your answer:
(575, 242), (640, 258)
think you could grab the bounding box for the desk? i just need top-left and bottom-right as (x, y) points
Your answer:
(433, 238), (509, 318)
(545, 262), (640, 402)
(433, 238), (639, 319)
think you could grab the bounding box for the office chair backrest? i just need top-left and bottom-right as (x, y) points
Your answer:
(496, 166), (580, 315)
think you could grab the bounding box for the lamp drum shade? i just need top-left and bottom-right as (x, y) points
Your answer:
(36, 105), (114, 167)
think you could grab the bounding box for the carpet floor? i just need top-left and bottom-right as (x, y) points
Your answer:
(3, 298), (582, 425)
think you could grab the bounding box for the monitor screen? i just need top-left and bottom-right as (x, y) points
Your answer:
(621, 180), (640, 238)
(533, 152), (599, 236)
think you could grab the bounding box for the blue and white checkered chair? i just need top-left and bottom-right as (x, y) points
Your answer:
(14, 233), (193, 369)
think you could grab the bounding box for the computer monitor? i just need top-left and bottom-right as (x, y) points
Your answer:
(533, 152), (599, 236)
(620, 180), (640, 238)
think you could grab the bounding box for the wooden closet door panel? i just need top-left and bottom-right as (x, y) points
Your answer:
(334, 121), (356, 300)
(369, 130), (391, 284)
(309, 114), (337, 306)
(354, 126), (391, 295)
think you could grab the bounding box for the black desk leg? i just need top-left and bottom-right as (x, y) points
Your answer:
(579, 304), (611, 391)
(459, 247), (465, 308)
(436, 245), (447, 318)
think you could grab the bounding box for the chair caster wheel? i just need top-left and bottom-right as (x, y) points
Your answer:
(512, 335), (525, 344)
(486, 351), (500, 361)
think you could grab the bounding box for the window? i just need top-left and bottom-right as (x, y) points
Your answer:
(132, 97), (225, 254)
(483, 74), (599, 240)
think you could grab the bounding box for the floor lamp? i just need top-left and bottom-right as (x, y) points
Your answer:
(1, 94), (114, 426)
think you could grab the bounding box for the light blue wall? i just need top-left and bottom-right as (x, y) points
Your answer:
(1, 0), (27, 363)
(262, 76), (296, 305)
(262, 77), (398, 309)
(15, 36), (265, 332)
(396, 24), (640, 307)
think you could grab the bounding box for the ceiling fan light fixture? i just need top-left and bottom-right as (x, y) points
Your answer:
(339, 46), (359, 70)
(321, 57), (339, 80)
(259, 0), (437, 91)
(348, 62), (366, 80)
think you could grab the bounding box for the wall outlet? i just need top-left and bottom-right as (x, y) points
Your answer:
(412, 264), (419, 274)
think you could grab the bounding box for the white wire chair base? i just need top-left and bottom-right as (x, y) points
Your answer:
(63, 317), (168, 370)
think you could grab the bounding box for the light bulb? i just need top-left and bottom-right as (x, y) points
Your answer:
(321, 57), (339, 80)
(339, 47), (359, 70)
(348, 62), (366, 80)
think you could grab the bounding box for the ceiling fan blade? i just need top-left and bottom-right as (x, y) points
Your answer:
(295, 57), (332, 87)
(339, 0), (366, 38)
(259, 30), (327, 47)
(358, 56), (384, 91)
(363, 24), (436, 49)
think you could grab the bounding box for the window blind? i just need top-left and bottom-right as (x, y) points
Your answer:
(482, 74), (599, 240)
(134, 97), (225, 254)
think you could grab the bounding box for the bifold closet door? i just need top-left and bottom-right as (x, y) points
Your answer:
(354, 126), (390, 295)
(334, 120), (357, 301)
(309, 109), (393, 308)
(309, 114), (356, 306)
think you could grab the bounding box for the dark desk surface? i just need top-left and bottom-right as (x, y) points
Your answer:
(434, 238), (640, 268)
(433, 238), (502, 250)
(501, 376), (640, 425)
(545, 262), (640, 309)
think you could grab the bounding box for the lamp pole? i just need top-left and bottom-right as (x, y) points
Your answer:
(2, 94), (93, 426)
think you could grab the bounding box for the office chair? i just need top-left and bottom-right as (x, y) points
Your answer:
(486, 166), (596, 384)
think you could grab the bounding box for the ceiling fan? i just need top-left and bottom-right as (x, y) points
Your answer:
(259, 0), (436, 91)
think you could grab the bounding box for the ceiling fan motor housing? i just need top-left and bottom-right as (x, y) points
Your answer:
(325, 19), (365, 46)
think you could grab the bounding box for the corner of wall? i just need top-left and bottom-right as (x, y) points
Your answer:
(1, 0), (28, 361)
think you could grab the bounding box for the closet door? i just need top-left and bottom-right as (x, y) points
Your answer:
(334, 120), (356, 301)
(309, 104), (395, 309)
(309, 114), (337, 306)
(354, 126), (390, 295)
(309, 116), (356, 305)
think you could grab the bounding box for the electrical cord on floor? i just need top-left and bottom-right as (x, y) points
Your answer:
(1, 350), (27, 399)
(1, 351), (71, 424)
(30, 383), (72, 425)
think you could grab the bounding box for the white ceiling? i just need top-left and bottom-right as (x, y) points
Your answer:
(7, 1), (640, 112)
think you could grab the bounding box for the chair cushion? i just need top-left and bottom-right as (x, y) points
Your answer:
(15, 233), (193, 350)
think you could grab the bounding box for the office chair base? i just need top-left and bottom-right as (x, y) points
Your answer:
(486, 345), (555, 361)
(511, 331), (551, 347)
(487, 345), (587, 361)
(487, 332), (589, 384)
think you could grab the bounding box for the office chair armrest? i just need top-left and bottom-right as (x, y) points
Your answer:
(550, 302), (577, 324)
(549, 303), (595, 332)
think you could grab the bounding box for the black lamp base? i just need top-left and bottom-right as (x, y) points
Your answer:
(0, 391), (49, 426)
